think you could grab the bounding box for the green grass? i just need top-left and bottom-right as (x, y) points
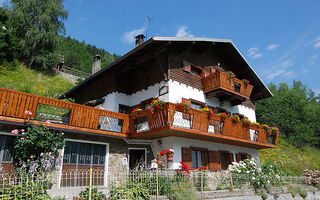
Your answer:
(260, 138), (320, 176)
(0, 64), (74, 98)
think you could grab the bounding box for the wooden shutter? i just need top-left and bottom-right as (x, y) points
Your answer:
(236, 153), (241, 162)
(182, 98), (192, 120)
(181, 147), (192, 169)
(208, 151), (221, 171)
(229, 153), (234, 164)
(182, 61), (191, 73)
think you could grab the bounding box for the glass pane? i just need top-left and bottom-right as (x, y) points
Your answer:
(191, 103), (202, 111)
(78, 143), (86, 165)
(197, 151), (202, 168)
(99, 145), (106, 165)
(192, 150), (197, 169)
(2, 136), (14, 162)
(93, 145), (100, 165)
(70, 142), (78, 164)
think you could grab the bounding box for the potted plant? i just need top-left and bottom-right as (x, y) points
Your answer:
(132, 107), (143, 118)
(201, 107), (214, 119)
(149, 98), (165, 113)
(241, 118), (251, 126)
(165, 149), (174, 162)
(231, 115), (240, 123)
(226, 71), (236, 78)
(261, 124), (269, 130)
(176, 102), (192, 112)
(217, 112), (228, 120)
(252, 122), (260, 128)
(242, 79), (250, 85)
(156, 151), (166, 166)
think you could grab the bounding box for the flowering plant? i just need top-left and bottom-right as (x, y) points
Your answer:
(156, 151), (166, 159)
(242, 79), (250, 85)
(241, 118), (251, 126)
(217, 112), (228, 120)
(261, 124), (269, 130)
(201, 107), (214, 118)
(198, 166), (207, 171)
(304, 169), (320, 186)
(226, 71), (236, 78)
(176, 162), (191, 180)
(176, 102), (192, 112)
(165, 149), (174, 156)
(132, 107), (143, 118)
(149, 98), (165, 113)
(231, 115), (240, 122)
(271, 127), (280, 135)
(252, 122), (260, 128)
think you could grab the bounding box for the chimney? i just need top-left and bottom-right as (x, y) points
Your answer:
(92, 54), (102, 75)
(135, 34), (146, 47)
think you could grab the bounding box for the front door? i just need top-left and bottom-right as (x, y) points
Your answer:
(129, 149), (146, 170)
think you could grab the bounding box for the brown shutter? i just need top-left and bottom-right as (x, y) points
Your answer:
(236, 153), (241, 162)
(182, 61), (191, 73)
(182, 98), (192, 120)
(208, 151), (221, 171)
(181, 147), (192, 169)
(229, 153), (234, 164)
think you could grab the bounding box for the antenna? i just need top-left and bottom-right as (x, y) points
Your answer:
(145, 16), (152, 39)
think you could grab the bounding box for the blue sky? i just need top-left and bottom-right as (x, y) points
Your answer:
(2, 0), (320, 93)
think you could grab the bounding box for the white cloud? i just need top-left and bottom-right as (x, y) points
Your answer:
(314, 36), (320, 48)
(307, 54), (317, 66)
(267, 44), (279, 51)
(281, 60), (294, 68)
(122, 26), (146, 44)
(283, 71), (296, 79)
(247, 47), (262, 59)
(176, 25), (194, 37)
(265, 60), (295, 80)
(266, 69), (285, 81)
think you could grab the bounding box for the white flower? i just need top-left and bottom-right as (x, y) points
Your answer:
(252, 177), (256, 180)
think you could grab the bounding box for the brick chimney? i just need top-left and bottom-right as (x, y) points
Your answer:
(135, 34), (146, 47)
(92, 54), (102, 75)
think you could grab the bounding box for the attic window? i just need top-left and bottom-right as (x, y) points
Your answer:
(191, 66), (202, 76)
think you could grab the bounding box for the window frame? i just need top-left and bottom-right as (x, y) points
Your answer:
(0, 134), (15, 164)
(190, 147), (208, 169)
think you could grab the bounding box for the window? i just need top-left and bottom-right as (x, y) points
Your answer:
(0, 135), (14, 163)
(190, 99), (205, 111)
(63, 141), (106, 167)
(191, 149), (208, 169)
(190, 66), (202, 76)
(118, 104), (131, 114)
(233, 81), (241, 93)
(220, 152), (233, 170)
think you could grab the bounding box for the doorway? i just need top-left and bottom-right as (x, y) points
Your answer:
(128, 148), (146, 170)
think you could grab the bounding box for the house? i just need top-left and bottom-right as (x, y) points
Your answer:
(0, 35), (278, 190)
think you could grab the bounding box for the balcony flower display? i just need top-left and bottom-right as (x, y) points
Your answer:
(241, 118), (251, 126)
(271, 127), (280, 135)
(231, 115), (240, 123)
(217, 112), (228, 120)
(201, 107), (214, 118)
(176, 102), (192, 112)
(261, 124), (269, 130)
(252, 122), (260, 128)
(242, 79), (250, 85)
(156, 151), (166, 166)
(226, 71), (236, 78)
(149, 98), (165, 113)
(132, 107), (143, 118)
(165, 149), (174, 162)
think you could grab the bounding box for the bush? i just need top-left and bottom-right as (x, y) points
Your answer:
(170, 181), (197, 200)
(288, 184), (307, 198)
(109, 181), (149, 200)
(78, 187), (106, 200)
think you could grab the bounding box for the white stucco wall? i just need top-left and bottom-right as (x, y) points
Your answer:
(101, 81), (169, 112)
(151, 136), (260, 169)
(167, 80), (256, 122)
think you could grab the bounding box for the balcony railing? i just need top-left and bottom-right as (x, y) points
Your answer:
(130, 103), (279, 148)
(201, 71), (253, 102)
(0, 88), (130, 137)
(0, 88), (278, 149)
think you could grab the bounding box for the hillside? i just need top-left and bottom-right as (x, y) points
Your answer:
(0, 64), (74, 98)
(260, 138), (320, 176)
(56, 36), (120, 73)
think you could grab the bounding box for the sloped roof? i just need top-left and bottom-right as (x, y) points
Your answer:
(60, 36), (272, 101)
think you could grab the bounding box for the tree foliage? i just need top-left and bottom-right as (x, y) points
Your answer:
(256, 81), (320, 147)
(10, 0), (68, 72)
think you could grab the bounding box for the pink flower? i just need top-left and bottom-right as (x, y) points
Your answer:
(20, 129), (24, 132)
(24, 110), (32, 115)
(45, 120), (51, 124)
(27, 159), (30, 162)
(61, 132), (64, 135)
(20, 137), (24, 141)
(30, 155), (33, 159)
(11, 129), (19, 135)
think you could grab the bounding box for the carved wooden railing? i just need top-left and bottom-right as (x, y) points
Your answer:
(0, 88), (130, 136)
(130, 103), (279, 146)
(201, 71), (254, 99)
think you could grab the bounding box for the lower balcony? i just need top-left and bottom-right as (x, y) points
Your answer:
(130, 103), (278, 149)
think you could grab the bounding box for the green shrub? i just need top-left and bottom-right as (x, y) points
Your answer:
(109, 181), (149, 200)
(288, 184), (307, 199)
(170, 181), (197, 200)
(79, 187), (106, 200)
(260, 192), (268, 200)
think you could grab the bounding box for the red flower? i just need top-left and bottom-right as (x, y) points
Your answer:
(160, 151), (166, 155)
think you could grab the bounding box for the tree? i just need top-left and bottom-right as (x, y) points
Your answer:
(256, 81), (320, 148)
(10, 0), (68, 72)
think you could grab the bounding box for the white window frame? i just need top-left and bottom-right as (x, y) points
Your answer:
(59, 138), (109, 188)
(128, 148), (147, 169)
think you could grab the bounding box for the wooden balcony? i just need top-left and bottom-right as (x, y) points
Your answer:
(130, 103), (278, 149)
(0, 88), (130, 138)
(201, 71), (253, 105)
(0, 88), (278, 149)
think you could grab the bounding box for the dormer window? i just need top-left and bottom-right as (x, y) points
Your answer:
(191, 65), (202, 76)
(182, 60), (203, 77)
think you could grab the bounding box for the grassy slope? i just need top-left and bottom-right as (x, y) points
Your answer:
(260, 138), (320, 175)
(0, 64), (74, 98)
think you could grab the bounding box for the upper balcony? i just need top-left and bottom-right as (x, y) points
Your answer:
(0, 88), (278, 149)
(201, 71), (253, 105)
